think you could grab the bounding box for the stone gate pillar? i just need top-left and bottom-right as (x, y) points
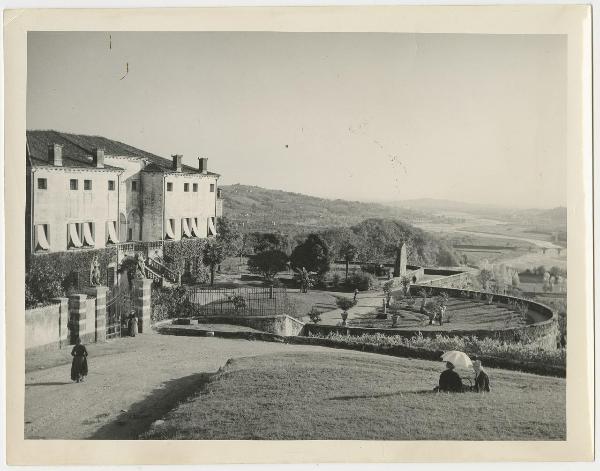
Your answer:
(67, 294), (87, 345)
(51, 297), (69, 348)
(85, 286), (108, 343)
(134, 278), (153, 333)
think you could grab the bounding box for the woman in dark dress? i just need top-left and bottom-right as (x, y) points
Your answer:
(128, 313), (138, 337)
(70, 337), (88, 383)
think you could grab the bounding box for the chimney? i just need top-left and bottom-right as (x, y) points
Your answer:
(198, 157), (208, 174)
(48, 143), (63, 167)
(92, 148), (105, 168)
(172, 154), (182, 172)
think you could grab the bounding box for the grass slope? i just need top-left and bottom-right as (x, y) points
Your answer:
(144, 351), (565, 440)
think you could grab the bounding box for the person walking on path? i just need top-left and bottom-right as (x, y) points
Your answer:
(353, 289), (359, 302)
(70, 338), (88, 383)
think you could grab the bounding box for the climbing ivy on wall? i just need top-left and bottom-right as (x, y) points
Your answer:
(163, 239), (210, 284)
(26, 247), (118, 305)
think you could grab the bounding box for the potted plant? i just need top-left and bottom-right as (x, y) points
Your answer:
(336, 297), (356, 326)
(308, 307), (322, 324)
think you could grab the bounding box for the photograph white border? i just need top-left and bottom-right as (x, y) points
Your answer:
(3, 5), (593, 465)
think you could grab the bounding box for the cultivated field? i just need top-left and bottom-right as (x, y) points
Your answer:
(143, 351), (565, 440)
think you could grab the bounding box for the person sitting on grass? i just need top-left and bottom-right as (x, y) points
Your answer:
(434, 361), (464, 392)
(471, 360), (490, 393)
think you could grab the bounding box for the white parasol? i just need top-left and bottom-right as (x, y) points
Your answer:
(441, 350), (473, 369)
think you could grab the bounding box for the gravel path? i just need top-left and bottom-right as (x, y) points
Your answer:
(24, 332), (331, 439)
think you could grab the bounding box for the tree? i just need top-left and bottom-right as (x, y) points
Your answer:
(512, 271), (520, 290)
(203, 240), (226, 285)
(338, 241), (359, 280)
(290, 234), (331, 275)
(252, 232), (291, 254)
(247, 249), (288, 281)
(383, 279), (395, 307)
(216, 217), (243, 257)
(400, 275), (412, 296)
(478, 268), (494, 291)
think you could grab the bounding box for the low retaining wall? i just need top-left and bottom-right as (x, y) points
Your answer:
(173, 315), (305, 336)
(418, 269), (473, 288)
(25, 299), (68, 352)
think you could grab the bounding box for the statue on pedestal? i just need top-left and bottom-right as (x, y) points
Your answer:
(89, 256), (101, 286)
(135, 253), (147, 280)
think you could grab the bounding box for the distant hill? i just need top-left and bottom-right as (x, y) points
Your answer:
(220, 184), (449, 234)
(387, 198), (567, 228)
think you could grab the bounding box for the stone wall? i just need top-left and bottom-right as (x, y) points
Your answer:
(25, 299), (68, 351)
(174, 315), (305, 336)
(24, 282), (150, 352)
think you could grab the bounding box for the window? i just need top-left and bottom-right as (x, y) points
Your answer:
(210, 184), (215, 193)
(184, 183), (190, 192)
(128, 228), (133, 241)
(193, 183), (198, 192)
(34, 224), (50, 251)
(37, 178), (47, 190)
(70, 179), (78, 190)
(167, 182), (173, 192)
(108, 180), (115, 191)
(131, 181), (138, 192)
(84, 179), (92, 190)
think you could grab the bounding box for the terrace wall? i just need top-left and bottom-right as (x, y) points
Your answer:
(174, 314), (305, 336)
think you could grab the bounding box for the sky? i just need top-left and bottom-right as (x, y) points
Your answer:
(27, 32), (566, 208)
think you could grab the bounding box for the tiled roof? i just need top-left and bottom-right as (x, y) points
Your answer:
(26, 130), (220, 176)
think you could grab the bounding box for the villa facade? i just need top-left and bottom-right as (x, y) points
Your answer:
(26, 130), (223, 282)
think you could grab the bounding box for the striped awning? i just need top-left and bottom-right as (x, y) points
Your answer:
(35, 225), (50, 251)
(207, 217), (217, 236)
(82, 222), (95, 247)
(165, 219), (175, 240)
(182, 218), (192, 238)
(68, 223), (83, 248)
(107, 220), (118, 244)
(190, 217), (201, 237)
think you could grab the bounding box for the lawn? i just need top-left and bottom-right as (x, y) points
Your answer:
(350, 297), (532, 331)
(287, 290), (339, 319)
(143, 351), (565, 440)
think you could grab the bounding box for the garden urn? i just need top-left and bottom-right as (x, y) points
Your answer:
(341, 311), (349, 326)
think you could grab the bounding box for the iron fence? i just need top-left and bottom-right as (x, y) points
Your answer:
(185, 286), (296, 317)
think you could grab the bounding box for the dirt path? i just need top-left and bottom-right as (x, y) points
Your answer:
(24, 332), (331, 439)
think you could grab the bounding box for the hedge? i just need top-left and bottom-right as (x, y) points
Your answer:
(26, 247), (118, 306)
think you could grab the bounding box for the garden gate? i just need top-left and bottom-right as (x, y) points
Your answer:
(105, 269), (136, 339)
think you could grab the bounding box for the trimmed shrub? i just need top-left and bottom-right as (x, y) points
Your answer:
(309, 331), (566, 367)
(151, 285), (195, 321)
(345, 272), (377, 291)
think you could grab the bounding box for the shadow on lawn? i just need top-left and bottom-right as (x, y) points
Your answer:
(90, 372), (214, 439)
(328, 389), (435, 401)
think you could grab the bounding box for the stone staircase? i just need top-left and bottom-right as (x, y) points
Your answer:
(145, 256), (179, 285)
